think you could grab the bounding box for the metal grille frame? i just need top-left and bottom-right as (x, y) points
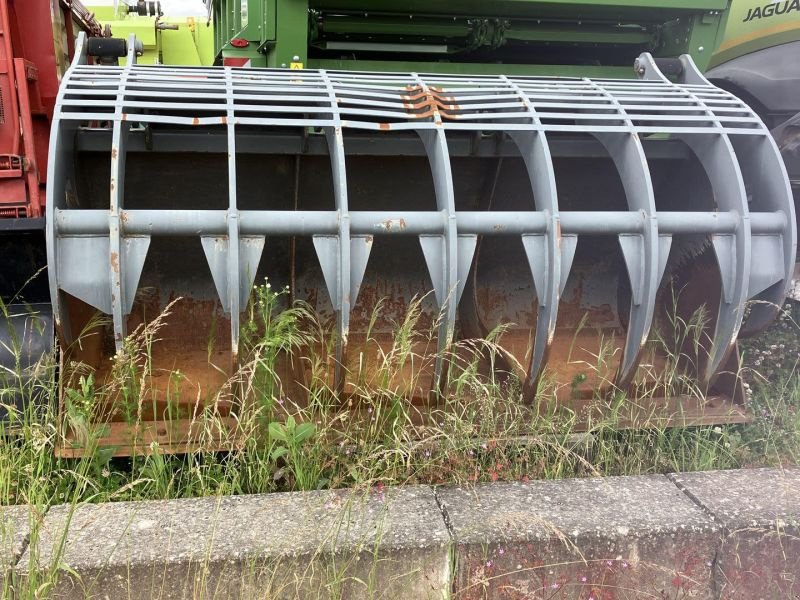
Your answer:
(46, 34), (797, 396)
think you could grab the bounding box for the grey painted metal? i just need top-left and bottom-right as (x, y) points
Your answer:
(54, 209), (787, 238)
(48, 37), (796, 393)
(317, 70), (355, 393)
(46, 34), (90, 342)
(109, 37), (140, 349)
(412, 74), (462, 391)
(500, 75), (562, 397)
(735, 133), (797, 334)
(584, 77), (662, 389)
(643, 56), (759, 383)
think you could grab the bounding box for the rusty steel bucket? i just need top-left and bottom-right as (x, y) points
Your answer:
(46, 35), (797, 445)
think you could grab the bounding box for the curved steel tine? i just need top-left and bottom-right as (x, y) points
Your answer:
(599, 133), (660, 388)
(109, 42), (137, 353)
(586, 71), (661, 389)
(46, 119), (75, 343)
(664, 57), (752, 383)
(224, 67), (243, 367)
(410, 75), (460, 394)
(639, 52), (751, 384)
(731, 134), (797, 335)
(508, 131), (561, 397)
(202, 69), (268, 371)
(307, 72), (356, 394)
(417, 128), (459, 391)
(48, 32), (93, 344)
(318, 126), (352, 394)
(501, 76), (562, 400)
(681, 134), (751, 382)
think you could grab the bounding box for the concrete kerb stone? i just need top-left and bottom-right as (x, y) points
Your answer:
(439, 475), (720, 599)
(670, 467), (800, 599)
(0, 505), (34, 589)
(5, 468), (800, 599)
(15, 486), (451, 600)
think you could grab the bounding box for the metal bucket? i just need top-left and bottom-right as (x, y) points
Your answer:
(46, 36), (797, 433)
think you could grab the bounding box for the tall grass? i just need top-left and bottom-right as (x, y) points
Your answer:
(0, 286), (797, 598)
(0, 285), (796, 510)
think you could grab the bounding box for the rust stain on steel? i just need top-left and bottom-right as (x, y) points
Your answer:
(400, 84), (460, 121)
(110, 251), (119, 273)
(379, 123), (391, 131)
(111, 148), (118, 159)
(220, 116), (228, 125)
(121, 113), (128, 121)
(380, 218), (407, 232)
(192, 117), (200, 126)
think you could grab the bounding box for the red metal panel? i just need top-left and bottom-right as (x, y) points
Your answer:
(15, 58), (44, 215)
(0, 0), (103, 219)
(9, 0), (62, 118)
(0, 0), (21, 161)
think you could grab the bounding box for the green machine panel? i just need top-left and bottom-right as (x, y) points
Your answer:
(210, 0), (731, 76)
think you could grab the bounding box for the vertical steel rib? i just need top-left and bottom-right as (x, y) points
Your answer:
(645, 56), (752, 383)
(585, 78), (660, 388)
(224, 66), (243, 366)
(501, 76), (562, 399)
(45, 31), (88, 344)
(412, 74), (459, 390)
(735, 132), (797, 334)
(108, 39), (137, 351)
(319, 71), (352, 393)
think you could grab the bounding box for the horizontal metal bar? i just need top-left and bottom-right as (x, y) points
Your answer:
(75, 129), (693, 160)
(0, 217), (45, 232)
(560, 211), (644, 234)
(55, 209), (789, 238)
(749, 211), (789, 234)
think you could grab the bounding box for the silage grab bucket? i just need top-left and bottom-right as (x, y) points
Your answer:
(47, 34), (796, 432)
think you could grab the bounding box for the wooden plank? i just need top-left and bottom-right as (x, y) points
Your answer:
(56, 417), (242, 458)
(57, 394), (749, 457)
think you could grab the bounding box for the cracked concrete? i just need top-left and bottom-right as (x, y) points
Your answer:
(672, 467), (800, 598)
(1, 468), (799, 599)
(439, 475), (720, 599)
(0, 505), (34, 589)
(15, 486), (450, 599)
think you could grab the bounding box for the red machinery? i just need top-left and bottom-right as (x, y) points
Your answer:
(0, 1), (104, 417)
(0, 1), (103, 220)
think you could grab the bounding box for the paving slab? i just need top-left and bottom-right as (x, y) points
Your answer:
(0, 505), (32, 589)
(671, 467), (800, 599)
(16, 486), (450, 600)
(439, 475), (719, 600)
